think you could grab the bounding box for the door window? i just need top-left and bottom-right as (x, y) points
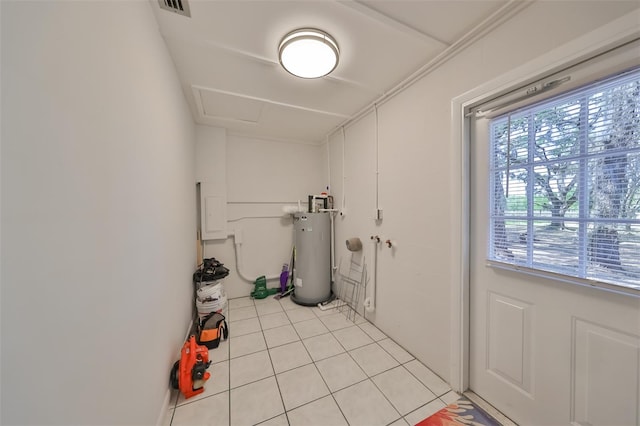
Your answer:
(488, 67), (640, 292)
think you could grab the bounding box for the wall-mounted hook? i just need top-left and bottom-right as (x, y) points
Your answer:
(385, 239), (392, 248)
(370, 235), (381, 243)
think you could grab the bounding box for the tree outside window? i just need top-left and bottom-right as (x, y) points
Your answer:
(489, 67), (640, 290)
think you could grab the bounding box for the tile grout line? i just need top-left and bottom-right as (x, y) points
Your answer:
(263, 326), (290, 425)
(229, 299), (455, 426)
(283, 299), (351, 425)
(327, 312), (446, 425)
(327, 312), (408, 425)
(293, 302), (442, 424)
(258, 296), (299, 423)
(309, 308), (351, 426)
(313, 306), (403, 425)
(228, 299), (253, 425)
(252, 297), (336, 423)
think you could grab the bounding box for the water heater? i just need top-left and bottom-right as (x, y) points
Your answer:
(291, 212), (331, 305)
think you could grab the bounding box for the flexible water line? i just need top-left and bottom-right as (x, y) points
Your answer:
(229, 230), (279, 282)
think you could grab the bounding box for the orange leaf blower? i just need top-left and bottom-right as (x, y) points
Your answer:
(170, 335), (211, 399)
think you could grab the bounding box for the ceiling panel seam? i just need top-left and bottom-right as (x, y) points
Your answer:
(192, 85), (352, 119)
(203, 40), (277, 67)
(336, 0), (450, 47)
(327, 0), (534, 139)
(227, 130), (321, 146)
(196, 39), (383, 95)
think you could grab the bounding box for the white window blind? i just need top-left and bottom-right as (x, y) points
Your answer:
(489, 66), (640, 292)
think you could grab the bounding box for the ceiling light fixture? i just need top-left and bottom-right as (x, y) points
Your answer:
(278, 28), (339, 79)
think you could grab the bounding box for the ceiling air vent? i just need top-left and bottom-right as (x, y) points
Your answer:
(158, 0), (190, 17)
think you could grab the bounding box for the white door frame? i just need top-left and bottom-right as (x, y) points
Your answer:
(448, 9), (640, 393)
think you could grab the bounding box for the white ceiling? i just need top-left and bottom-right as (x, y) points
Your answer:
(150, 0), (512, 144)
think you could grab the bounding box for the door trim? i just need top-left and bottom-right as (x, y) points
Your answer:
(448, 9), (640, 393)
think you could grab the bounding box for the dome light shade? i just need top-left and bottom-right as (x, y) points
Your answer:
(278, 29), (339, 79)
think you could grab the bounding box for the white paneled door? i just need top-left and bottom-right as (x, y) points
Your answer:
(469, 116), (640, 426)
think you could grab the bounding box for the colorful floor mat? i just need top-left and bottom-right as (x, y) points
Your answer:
(415, 398), (502, 426)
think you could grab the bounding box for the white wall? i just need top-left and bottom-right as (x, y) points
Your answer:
(203, 134), (326, 299)
(1, 1), (196, 424)
(196, 125), (227, 185)
(328, 1), (640, 383)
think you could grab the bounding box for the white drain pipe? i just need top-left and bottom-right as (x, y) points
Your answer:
(319, 209), (338, 282)
(363, 236), (379, 313)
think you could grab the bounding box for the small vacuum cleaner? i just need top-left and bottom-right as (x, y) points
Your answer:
(170, 336), (212, 399)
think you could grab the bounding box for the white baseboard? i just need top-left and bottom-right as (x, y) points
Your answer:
(156, 318), (194, 426)
(155, 389), (173, 426)
(183, 317), (195, 342)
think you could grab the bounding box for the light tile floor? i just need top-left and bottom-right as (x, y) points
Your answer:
(164, 296), (459, 426)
